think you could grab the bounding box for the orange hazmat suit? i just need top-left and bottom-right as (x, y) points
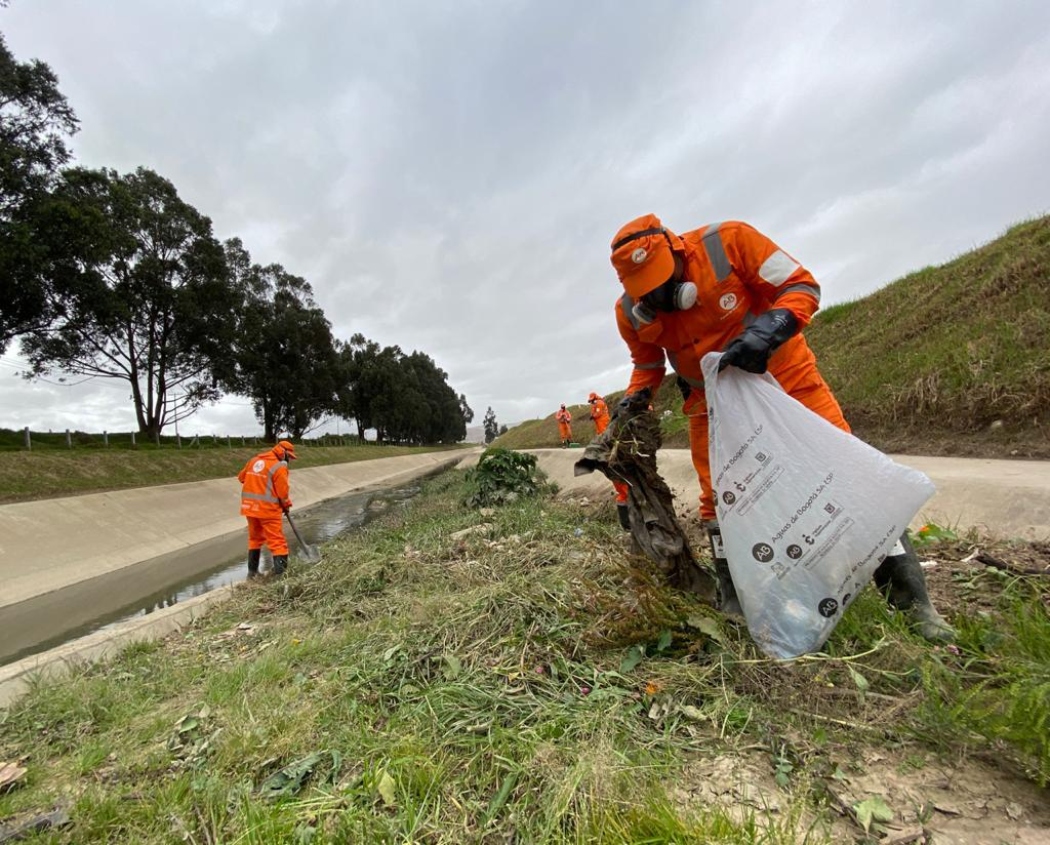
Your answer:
(555, 406), (573, 443)
(238, 440), (296, 556)
(611, 216), (848, 520)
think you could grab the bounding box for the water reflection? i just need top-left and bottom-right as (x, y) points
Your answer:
(109, 483), (422, 623)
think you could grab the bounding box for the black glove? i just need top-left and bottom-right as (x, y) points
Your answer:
(613, 387), (652, 418)
(718, 309), (799, 374)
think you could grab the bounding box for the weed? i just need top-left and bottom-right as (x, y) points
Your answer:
(461, 446), (551, 506)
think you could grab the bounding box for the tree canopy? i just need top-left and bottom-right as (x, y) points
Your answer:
(220, 239), (341, 441)
(20, 167), (239, 439)
(338, 336), (473, 445)
(0, 32), (79, 350)
(483, 407), (499, 444)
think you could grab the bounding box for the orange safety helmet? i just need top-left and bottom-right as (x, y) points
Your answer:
(588, 392), (600, 402)
(275, 439), (298, 461)
(610, 213), (685, 300)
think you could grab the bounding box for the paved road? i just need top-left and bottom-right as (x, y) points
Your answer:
(526, 448), (1050, 542)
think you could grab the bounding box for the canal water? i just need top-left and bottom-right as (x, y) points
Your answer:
(1, 481), (424, 667)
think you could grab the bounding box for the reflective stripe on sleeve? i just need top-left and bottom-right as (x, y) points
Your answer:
(758, 250), (800, 286)
(634, 361), (664, 371)
(777, 282), (820, 303)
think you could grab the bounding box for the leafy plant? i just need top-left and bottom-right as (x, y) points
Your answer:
(461, 447), (547, 507)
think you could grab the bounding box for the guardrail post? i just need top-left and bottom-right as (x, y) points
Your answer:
(24, 427), (31, 451)
(103, 430), (109, 447)
(131, 431), (137, 448)
(66, 429), (72, 448)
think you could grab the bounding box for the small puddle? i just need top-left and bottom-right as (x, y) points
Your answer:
(0, 482), (423, 667)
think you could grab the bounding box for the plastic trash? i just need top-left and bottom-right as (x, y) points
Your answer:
(701, 352), (935, 659)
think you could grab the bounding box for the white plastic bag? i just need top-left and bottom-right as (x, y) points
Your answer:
(701, 351), (935, 659)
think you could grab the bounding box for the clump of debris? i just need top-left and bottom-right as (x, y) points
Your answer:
(574, 389), (715, 602)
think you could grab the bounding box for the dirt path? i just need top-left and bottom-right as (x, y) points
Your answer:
(527, 448), (1050, 541)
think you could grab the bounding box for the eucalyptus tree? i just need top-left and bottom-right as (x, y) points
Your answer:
(0, 33), (79, 349)
(20, 167), (239, 439)
(483, 407), (499, 444)
(220, 241), (341, 440)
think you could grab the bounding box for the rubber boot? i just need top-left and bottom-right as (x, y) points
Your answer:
(617, 503), (631, 532)
(705, 522), (742, 618)
(873, 533), (954, 641)
(247, 548), (262, 579)
(272, 555), (288, 577)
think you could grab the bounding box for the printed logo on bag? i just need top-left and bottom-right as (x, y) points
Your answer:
(253, 459), (265, 472)
(631, 247), (647, 264)
(786, 544), (803, 560)
(719, 293), (738, 311)
(817, 598), (839, 618)
(841, 593), (852, 606)
(722, 490), (736, 505)
(751, 543), (774, 563)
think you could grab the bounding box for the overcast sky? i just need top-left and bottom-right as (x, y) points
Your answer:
(2, 0), (1049, 437)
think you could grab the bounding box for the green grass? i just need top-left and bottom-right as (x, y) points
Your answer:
(1, 467), (1046, 842)
(0, 442), (466, 504)
(805, 216), (1050, 456)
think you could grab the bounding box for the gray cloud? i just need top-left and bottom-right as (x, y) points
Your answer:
(3, 0), (1048, 435)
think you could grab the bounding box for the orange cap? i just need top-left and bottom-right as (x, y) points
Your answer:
(610, 213), (679, 299)
(588, 392), (599, 401)
(276, 439), (297, 460)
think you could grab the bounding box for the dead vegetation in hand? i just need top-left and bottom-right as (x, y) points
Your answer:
(0, 469), (1048, 844)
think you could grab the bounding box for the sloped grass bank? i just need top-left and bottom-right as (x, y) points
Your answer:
(1, 470), (1048, 843)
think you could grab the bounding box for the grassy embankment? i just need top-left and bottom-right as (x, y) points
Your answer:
(495, 216), (1050, 459)
(0, 437), (467, 504)
(1, 467), (1047, 843)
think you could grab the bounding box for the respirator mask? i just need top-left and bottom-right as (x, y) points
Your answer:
(631, 275), (698, 325)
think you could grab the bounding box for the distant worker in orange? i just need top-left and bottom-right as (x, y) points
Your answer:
(588, 391), (631, 529)
(608, 214), (952, 640)
(555, 404), (573, 447)
(237, 439), (297, 578)
(587, 391), (610, 433)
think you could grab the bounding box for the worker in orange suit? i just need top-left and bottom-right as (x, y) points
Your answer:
(555, 404), (573, 447)
(237, 439), (297, 578)
(588, 391), (631, 529)
(608, 214), (951, 640)
(587, 391), (611, 433)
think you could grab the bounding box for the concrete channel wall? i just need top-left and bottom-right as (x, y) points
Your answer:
(0, 450), (478, 707)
